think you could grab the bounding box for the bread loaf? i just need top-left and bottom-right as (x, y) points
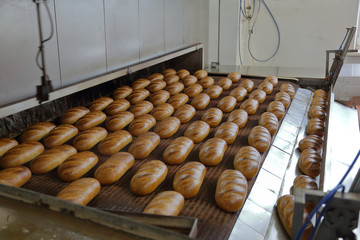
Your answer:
(164, 74), (179, 85)
(154, 117), (180, 138)
(306, 118), (325, 136)
(44, 124), (78, 148)
(217, 96), (237, 113)
(166, 82), (184, 96)
(233, 146), (261, 179)
(275, 92), (291, 108)
(98, 130), (132, 156)
(194, 69), (208, 80)
(240, 98), (259, 115)
(311, 97), (327, 108)
(259, 112), (279, 135)
(293, 175), (318, 190)
(280, 84), (296, 99)
(105, 99), (131, 115)
(168, 93), (189, 109)
(184, 121), (210, 143)
(20, 122), (56, 143)
(143, 191), (184, 216)
(132, 78), (150, 90)
(130, 160), (167, 195)
(105, 111), (134, 132)
(215, 169), (248, 212)
(199, 138), (227, 166)
(182, 75), (197, 86)
(75, 111), (106, 131)
(150, 90), (170, 106)
(298, 135), (323, 152)
(173, 161), (206, 198)
(163, 137), (194, 165)
(309, 105), (326, 119)
(258, 81), (273, 95)
(94, 152), (134, 185)
(56, 178), (100, 205)
(177, 69), (190, 80)
(148, 73), (164, 81)
(227, 72), (241, 82)
(214, 122), (239, 144)
(229, 86), (247, 102)
(130, 101), (154, 118)
(128, 132), (160, 159)
(191, 93), (210, 110)
(217, 77), (232, 90)
(239, 79), (254, 92)
(73, 127), (108, 151)
(248, 126), (271, 153)
(148, 79), (166, 92)
(205, 85), (223, 99)
(128, 114), (156, 136)
(299, 149), (322, 178)
(127, 89), (150, 104)
(30, 145), (77, 174)
(89, 97), (114, 111)
(60, 107), (90, 124)
(151, 103), (175, 121)
(113, 86), (133, 100)
(163, 68), (176, 77)
(227, 109), (248, 128)
(201, 108), (223, 127)
(173, 104), (196, 124)
(184, 84), (203, 98)
(58, 151), (98, 181)
(0, 166), (31, 187)
(314, 89), (327, 99)
(199, 76), (214, 88)
(264, 76), (278, 86)
(249, 89), (266, 104)
(267, 101), (285, 120)
(0, 138), (18, 157)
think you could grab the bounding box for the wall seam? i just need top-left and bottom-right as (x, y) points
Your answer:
(102, 0), (108, 73)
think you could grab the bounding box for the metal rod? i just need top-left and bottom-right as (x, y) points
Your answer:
(35, 0), (47, 84)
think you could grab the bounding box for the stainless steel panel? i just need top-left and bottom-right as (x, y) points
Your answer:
(55, 0), (107, 85)
(262, 146), (290, 179)
(248, 183), (278, 213)
(165, 0), (184, 52)
(105, 0), (140, 71)
(139, 0), (165, 61)
(273, 136), (295, 155)
(255, 169), (283, 195)
(183, 0), (200, 45)
(229, 219), (264, 240)
(264, 213), (289, 240)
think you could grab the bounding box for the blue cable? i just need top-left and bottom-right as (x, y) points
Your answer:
(339, 30), (349, 52)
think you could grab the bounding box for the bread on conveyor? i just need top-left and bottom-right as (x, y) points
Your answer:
(154, 117), (181, 138)
(184, 83), (203, 98)
(113, 86), (133, 100)
(280, 83), (296, 99)
(131, 78), (150, 90)
(19, 122), (56, 143)
(184, 120), (210, 143)
(163, 136), (194, 165)
(128, 132), (160, 159)
(0, 166), (31, 187)
(127, 89), (150, 104)
(199, 138), (227, 166)
(293, 175), (318, 213)
(98, 130), (132, 156)
(217, 96), (237, 113)
(148, 79), (166, 92)
(240, 98), (259, 115)
(308, 105), (326, 119)
(194, 69), (208, 80)
(168, 93), (189, 109)
(164, 74), (180, 85)
(313, 89), (327, 99)
(173, 161), (206, 198)
(201, 107), (223, 127)
(105, 111), (134, 132)
(239, 79), (254, 92)
(229, 86), (247, 101)
(306, 118), (325, 136)
(60, 107), (90, 125)
(163, 68), (177, 77)
(166, 82), (184, 96)
(105, 99), (131, 116)
(94, 152), (134, 185)
(259, 112), (279, 135)
(89, 97), (114, 111)
(143, 191), (184, 216)
(130, 160), (167, 195)
(149, 90), (170, 106)
(182, 75), (197, 86)
(217, 77), (232, 90)
(44, 124), (79, 148)
(148, 73), (164, 81)
(215, 122), (239, 144)
(205, 85), (223, 99)
(130, 101), (154, 118)
(311, 97), (327, 108)
(258, 81), (273, 95)
(150, 103), (174, 121)
(274, 92), (291, 108)
(177, 69), (190, 80)
(233, 146), (261, 180)
(248, 126), (271, 153)
(73, 127), (108, 151)
(298, 149), (322, 178)
(191, 93), (210, 110)
(0, 138), (18, 157)
(227, 72), (241, 82)
(298, 134), (323, 152)
(75, 111), (106, 131)
(57, 151), (98, 181)
(128, 114), (156, 136)
(248, 89), (266, 104)
(264, 75), (278, 87)
(267, 100), (286, 120)
(227, 109), (248, 128)
(199, 76), (214, 88)
(215, 169), (248, 212)
(173, 104), (196, 124)
(56, 178), (101, 205)
(30, 145), (77, 174)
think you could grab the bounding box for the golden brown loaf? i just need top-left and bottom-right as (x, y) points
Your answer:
(131, 78), (151, 90)
(148, 73), (164, 81)
(127, 89), (150, 104)
(199, 138), (227, 166)
(258, 81), (273, 95)
(182, 75), (197, 86)
(168, 93), (189, 109)
(60, 107), (90, 124)
(20, 122), (56, 143)
(94, 152), (134, 185)
(233, 146), (261, 180)
(215, 169), (248, 212)
(173, 161), (206, 198)
(306, 118), (325, 136)
(56, 178), (100, 205)
(113, 86), (133, 100)
(0, 166), (31, 187)
(72, 127), (108, 151)
(227, 109), (248, 128)
(280, 83), (296, 99)
(199, 76), (214, 88)
(143, 191), (184, 216)
(298, 135), (323, 152)
(184, 120), (210, 143)
(275, 92), (291, 108)
(130, 101), (154, 118)
(240, 98), (259, 115)
(259, 112), (279, 135)
(314, 89), (327, 99)
(229, 86), (247, 101)
(44, 124), (78, 148)
(249, 89), (266, 104)
(214, 122), (239, 144)
(105, 111), (134, 132)
(248, 126), (271, 153)
(154, 117), (181, 138)
(163, 68), (177, 77)
(163, 137), (194, 165)
(217, 77), (232, 90)
(89, 97), (114, 111)
(148, 79), (166, 92)
(298, 149), (322, 178)
(293, 175), (318, 190)
(150, 90), (170, 106)
(205, 85), (223, 99)
(264, 75), (278, 86)
(128, 114), (156, 136)
(166, 82), (184, 96)
(173, 104), (196, 124)
(151, 103), (175, 121)
(75, 111), (106, 131)
(227, 72), (241, 82)
(105, 99), (131, 115)
(194, 69), (208, 80)
(30, 145), (77, 174)
(128, 132), (160, 159)
(177, 69), (190, 79)
(308, 105), (326, 119)
(98, 130), (132, 156)
(239, 79), (254, 92)
(191, 93), (210, 110)
(164, 74), (179, 85)
(184, 83), (203, 98)
(130, 160), (167, 195)
(57, 151), (98, 182)
(311, 97), (327, 108)
(201, 108), (223, 127)
(0, 138), (18, 157)
(267, 101), (286, 120)
(217, 96), (237, 113)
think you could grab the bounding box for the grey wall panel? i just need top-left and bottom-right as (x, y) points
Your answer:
(184, 0), (201, 45)
(55, 0), (107, 85)
(105, 0), (140, 72)
(139, 0), (165, 61)
(165, 0), (184, 52)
